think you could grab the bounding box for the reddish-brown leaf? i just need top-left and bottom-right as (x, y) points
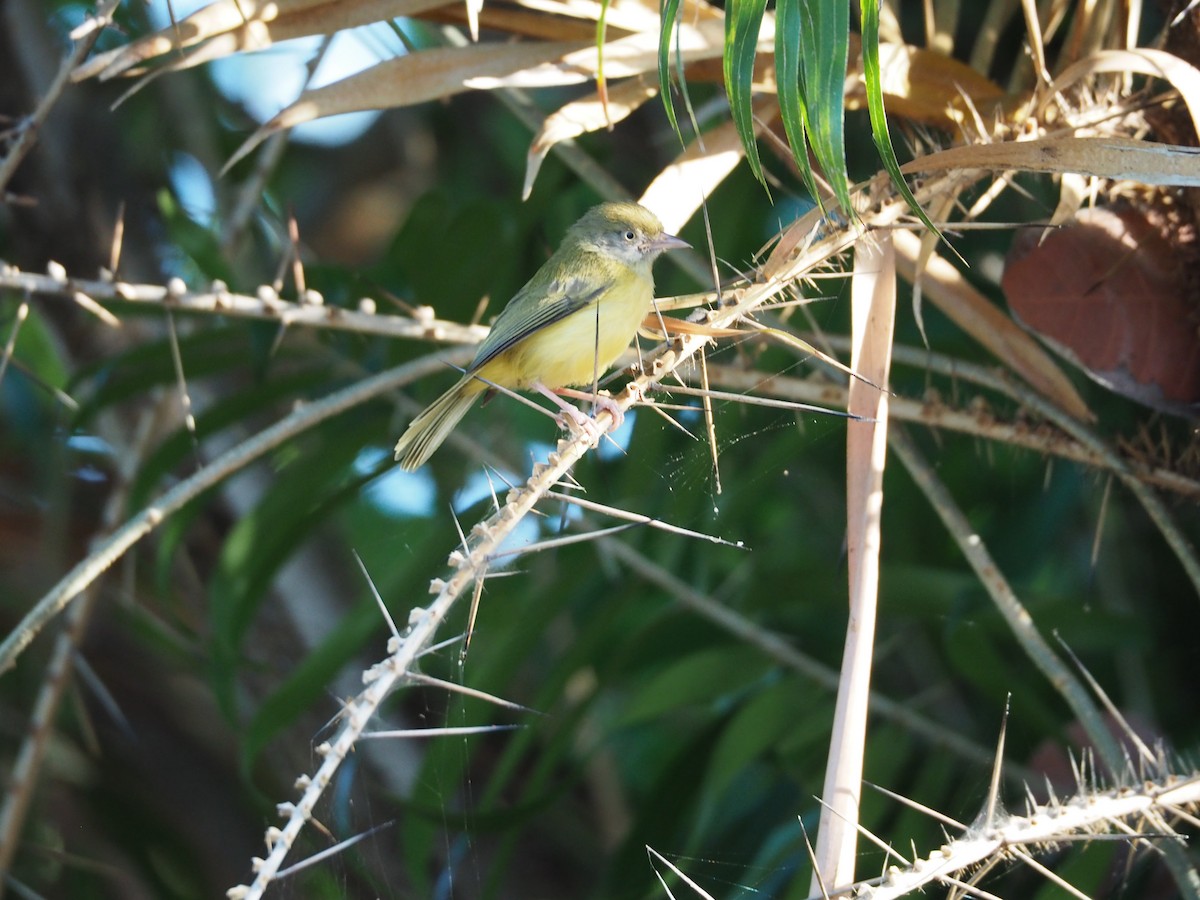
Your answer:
(1002, 206), (1200, 414)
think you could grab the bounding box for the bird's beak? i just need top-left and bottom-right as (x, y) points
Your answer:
(648, 232), (690, 252)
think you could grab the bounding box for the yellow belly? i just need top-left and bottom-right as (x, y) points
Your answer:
(482, 274), (653, 390)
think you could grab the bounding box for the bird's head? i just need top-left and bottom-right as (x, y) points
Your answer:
(567, 202), (690, 272)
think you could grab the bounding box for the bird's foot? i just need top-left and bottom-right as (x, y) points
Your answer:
(550, 386), (626, 431)
(553, 404), (603, 444)
(586, 391), (625, 431)
(532, 382), (627, 446)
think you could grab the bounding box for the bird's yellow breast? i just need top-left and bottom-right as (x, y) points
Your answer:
(485, 269), (653, 390)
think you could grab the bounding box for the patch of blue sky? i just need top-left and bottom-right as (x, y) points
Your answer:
(67, 433), (115, 456)
(674, 400), (703, 425)
(355, 446), (436, 518)
(517, 440), (556, 475)
(452, 468), (511, 516)
(65, 433), (116, 483)
(351, 427), (618, 544)
(169, 152), (216, 225)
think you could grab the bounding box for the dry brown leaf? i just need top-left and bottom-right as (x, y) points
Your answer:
(1002, 206), (1200, 415)
(225, 40), (589, 170)
(760, 204), (826, 282)
(681, 52), (777, 90)
(524, 76), (658, 199)
(76, 0), (683, 82)
(892, 228), (1093, 422)
(508, 0), (669, 33)
(1046, 49), (1200, 139)
(901, 136), (1200, 186)
(466, 16), (771, 89)
(74, 0), (334, 80)
(846, 43), (1007, 129)
(416, 4), (605, 41)
(105, 0), (454, 79)
(639, 315), (742, 338)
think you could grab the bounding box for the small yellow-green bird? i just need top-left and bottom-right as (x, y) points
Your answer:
(394, 201), (688, 470)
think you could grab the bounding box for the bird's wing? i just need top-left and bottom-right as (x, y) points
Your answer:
(469, 276), (605, 372)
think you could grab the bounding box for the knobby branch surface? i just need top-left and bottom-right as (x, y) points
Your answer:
(0, 263), (491, 345)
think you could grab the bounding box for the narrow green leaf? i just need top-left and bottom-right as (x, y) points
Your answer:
(619, 646), (771, 725)
(2, 304), (68, 391)
(207, 416), (383, 717)
(797, 0), (851, 214)
(706, 676), (812, 797)
(774, 0), (820, 204)
(131, 366), (334, 512)
(723, 0), (769, 188)
(0, 305), (70, 440)
(657, 0), (685, 137)
(596, 0), (610, 118)
(860, 0), (945, 242)
(70, 328), (255, 425)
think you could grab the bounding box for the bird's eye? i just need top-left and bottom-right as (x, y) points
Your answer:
(623, 230), (636, 241)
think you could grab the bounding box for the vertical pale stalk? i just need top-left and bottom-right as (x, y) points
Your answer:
(811, 232), (895, 893)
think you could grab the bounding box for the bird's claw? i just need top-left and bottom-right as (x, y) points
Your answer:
(591, 393), (625, 431)
(555, 405), (602, 445)
(555, 393), (627, 445)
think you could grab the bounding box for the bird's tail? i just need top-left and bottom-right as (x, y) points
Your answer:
(394, 377), (483, 470)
